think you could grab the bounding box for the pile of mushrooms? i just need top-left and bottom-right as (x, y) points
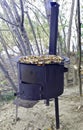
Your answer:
(19, 55), (63, 65)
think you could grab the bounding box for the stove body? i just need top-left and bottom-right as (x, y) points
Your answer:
(18, 63), (66, 101)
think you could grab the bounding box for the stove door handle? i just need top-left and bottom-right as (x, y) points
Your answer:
(64, 67), (68, 72)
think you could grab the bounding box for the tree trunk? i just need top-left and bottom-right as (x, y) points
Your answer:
(0, 62), (17, 91)
(44, 0), (52, 24)
(67, 0), (75, 57)
(65, 0), (75, 86)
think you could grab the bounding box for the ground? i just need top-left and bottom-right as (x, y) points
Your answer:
(0, 55), (83, 130)
(0, 85), (83, 130)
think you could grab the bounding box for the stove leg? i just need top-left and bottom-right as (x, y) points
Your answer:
(44, 99), (49, 106)
(16, 100), (19, 121)
(46, 99), (49, 106)
(54, 97), (60, 129)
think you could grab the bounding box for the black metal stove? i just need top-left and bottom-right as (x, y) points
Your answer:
(18, 61), (68, 101)
(16, 2), (69, 129)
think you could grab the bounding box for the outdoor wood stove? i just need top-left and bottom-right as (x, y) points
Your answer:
(18, 56), (68, 101)
(16, 2), (69, 129)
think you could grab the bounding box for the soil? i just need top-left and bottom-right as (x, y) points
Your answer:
(0, 85), (83, 130)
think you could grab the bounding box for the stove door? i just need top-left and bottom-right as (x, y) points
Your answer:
(19, 83), (45, 100)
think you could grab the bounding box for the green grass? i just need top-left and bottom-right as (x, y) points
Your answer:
(0, 91), (15, 103)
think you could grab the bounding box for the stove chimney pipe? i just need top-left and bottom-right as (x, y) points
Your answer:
(49, 2), (59, 55)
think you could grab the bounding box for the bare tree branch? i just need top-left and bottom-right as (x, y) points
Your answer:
(0, 16), (18, 26)
(26, 11), (40, 55)
(26, 0), (47, 19)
